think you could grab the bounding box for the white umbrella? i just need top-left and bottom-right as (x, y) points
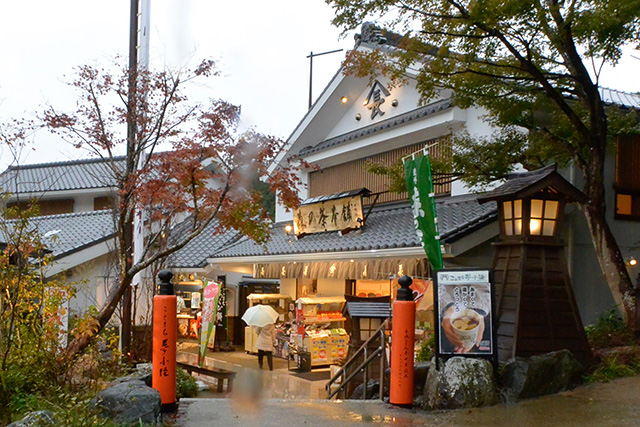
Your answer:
(241, 304), (279, 327)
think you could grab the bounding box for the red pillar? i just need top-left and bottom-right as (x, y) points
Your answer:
(390, 275), (415, 407)
(152, 270), (177, 413)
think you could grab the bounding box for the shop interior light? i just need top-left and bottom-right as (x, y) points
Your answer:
(341, 96), (348, 104)
(284, 224), (293, 234)
(627, 257), (637, 266)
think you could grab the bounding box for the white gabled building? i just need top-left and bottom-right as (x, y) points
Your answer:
(170, 23), (640, 348)
(0, 157), (159, 325)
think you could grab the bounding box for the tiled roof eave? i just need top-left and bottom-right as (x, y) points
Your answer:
(439, 211), (499, 243)
(52, 233), (116, 260)
(299, 98), (454, 157)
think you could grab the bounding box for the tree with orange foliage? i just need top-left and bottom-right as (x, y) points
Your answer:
(43, 59), (302, 358)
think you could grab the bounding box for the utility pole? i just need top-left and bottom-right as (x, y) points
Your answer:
(122, 0), (150, 358)
(307, 49), (343, 109)
(121, 0), (140, 359)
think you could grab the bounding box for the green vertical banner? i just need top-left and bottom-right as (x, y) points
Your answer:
(404, 151), (443, 270)
(198, 280), (221, 367)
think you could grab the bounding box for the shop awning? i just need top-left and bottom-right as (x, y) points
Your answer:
(254, 257), (429, 280)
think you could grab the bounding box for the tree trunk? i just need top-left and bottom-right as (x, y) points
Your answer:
(581, 201), (635, 324)
(65, 272), (133, 358)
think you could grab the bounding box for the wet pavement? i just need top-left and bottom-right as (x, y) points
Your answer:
(176, 342), (640, 426)
(177, 341), (328, 399)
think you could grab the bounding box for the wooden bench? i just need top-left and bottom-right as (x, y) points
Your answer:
(177, 362), (236, 393)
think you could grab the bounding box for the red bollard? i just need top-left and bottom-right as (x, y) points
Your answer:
(152, 270), (177, 413)
(390, 275), (416, 407)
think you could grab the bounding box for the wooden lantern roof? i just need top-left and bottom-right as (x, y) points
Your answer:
(477, 164), (587, 205)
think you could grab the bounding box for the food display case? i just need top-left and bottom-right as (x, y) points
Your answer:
(291, 296), (349, 367)
(243, 293), (292, 353)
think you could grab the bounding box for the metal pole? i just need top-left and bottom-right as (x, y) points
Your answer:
(362, 346), (368, 399)
(121, 0), (140, 358)
(379, 323), (385, 401)
(306, 48), (343, 110)
(308, 51), (313, 110)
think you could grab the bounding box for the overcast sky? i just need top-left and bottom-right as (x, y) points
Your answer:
(0, 0), (355, 169)
(0, 1), (638, 171)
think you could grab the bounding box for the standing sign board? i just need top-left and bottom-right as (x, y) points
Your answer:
(434, 268), (497, 364)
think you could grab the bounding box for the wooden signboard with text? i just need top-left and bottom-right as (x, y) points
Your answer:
(293, 195), (364, 236)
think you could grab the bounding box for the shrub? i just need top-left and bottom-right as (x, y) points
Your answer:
(584, 354), (639, 383)
(585, 308), (635, 349)
(176, 368), (198, 399)
(416, 335), (435, 362)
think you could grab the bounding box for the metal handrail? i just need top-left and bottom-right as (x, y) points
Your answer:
(326, 318), (390, 400)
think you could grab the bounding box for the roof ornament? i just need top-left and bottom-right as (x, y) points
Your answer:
(355, 22), (388, 47)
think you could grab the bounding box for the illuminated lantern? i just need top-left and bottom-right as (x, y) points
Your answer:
(478, 165), (593, 365)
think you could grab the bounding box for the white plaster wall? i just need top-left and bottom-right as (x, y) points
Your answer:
(326, 77), (428, 139)
(64, 253), (116, 318)
(64, 252), (153, 326)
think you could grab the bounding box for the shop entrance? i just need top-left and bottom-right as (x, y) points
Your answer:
(236, 280), (280, 345)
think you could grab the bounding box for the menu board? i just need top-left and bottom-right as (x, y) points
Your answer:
(434, 268), (497, 363)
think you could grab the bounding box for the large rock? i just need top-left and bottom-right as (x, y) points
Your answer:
(112, 363), (153, 387)
(349, 379), (380, 399)
(92, 379), (160, 425)
(7, 411), (55, 427)
(500, 349), (583, 402)
(424, 357), (497, 409)
(413, 362), (432, 397)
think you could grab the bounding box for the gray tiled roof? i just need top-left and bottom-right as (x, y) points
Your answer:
(165, 217), (242, 269)
(477, 164), (587, 204)
(0, 156), (125, 194)
(298, 99), (453, 158)
(0, 210), (115, 259)
(599, 87), (640, 109)
(209, 193), (497, 259)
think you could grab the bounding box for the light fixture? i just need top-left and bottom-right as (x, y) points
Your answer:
(626, 257), (637, 266)
(501, 197), (560, 239)
(355, 113), (361, 121)
(284, 224), (293, 234)
(391, 99), (398, 107)
(341, 96), (348, 104)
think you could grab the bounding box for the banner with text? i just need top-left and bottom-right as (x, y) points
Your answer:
(198, 281), (221, 367)
(404, 152), (443, 270)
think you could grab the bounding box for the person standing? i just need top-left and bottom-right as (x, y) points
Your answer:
(255, 323), (276, 370)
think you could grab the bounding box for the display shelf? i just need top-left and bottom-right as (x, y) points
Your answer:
(303, 317), (347, 324)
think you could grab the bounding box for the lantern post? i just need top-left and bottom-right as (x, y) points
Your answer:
(390, 275), (415, 407)
(152, 270), (177, 413)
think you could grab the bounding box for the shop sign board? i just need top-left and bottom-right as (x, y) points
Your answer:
(293, 195), (364, 236)
(434, 268), (497, 364)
